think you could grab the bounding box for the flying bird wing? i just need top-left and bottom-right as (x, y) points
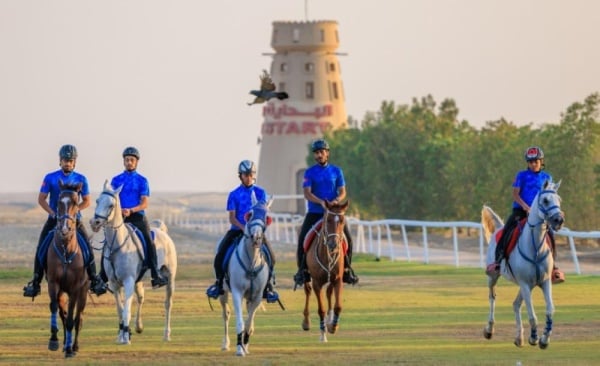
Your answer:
(259, 69), (276, 92)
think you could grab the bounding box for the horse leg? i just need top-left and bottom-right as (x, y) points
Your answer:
(302, 282), (312, 331)
(483, 274), (499, 339)
(539, 282), (555, 349)
(242, 299), (261, 356)
(135, 281), (145, 334)
(72, 287), (87, 354)
(231, 291), (247, 356)
(326, 281), (342, 334)
(48, 288), (60, 352)
(163, 277), (174, 341)
(519, 285), (541, 347)
(512, 289), (526, 347)
(219, 292), (231, 351)
(312, 283), (327, 343)
(119, 278), (136, 345)
(63, 292), (78, 358)
(113, 285), (125, 343)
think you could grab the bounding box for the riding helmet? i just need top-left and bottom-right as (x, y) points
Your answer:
(311, 138), (330, 152)
(59, 144), (78, 160)
(525, 146), (544, 161)
(122, 146), (141, 160)
(238, 160), (257, 175)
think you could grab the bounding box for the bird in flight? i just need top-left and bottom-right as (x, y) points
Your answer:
(248, 70), (289, 105)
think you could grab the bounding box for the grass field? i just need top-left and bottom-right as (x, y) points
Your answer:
(1, 254), (599, 366)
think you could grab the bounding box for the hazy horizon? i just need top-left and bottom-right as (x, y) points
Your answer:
(1, 1), (598, 193)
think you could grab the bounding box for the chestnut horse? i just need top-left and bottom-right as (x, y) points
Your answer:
(302, 200), (349, 342)
(46, 181), (89, 358)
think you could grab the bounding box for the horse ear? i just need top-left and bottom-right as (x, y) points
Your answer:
(266, 195), (274, 209)
(114, 184), (123, 194)
(103, 179), (110, 191)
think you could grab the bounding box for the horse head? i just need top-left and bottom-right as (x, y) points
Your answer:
(56, 180), (82, 242)
(530, 180), (564, 232)
(323, 200), (349, 251)
(244, 196), (273, 248)
(90, 180), (123, 232)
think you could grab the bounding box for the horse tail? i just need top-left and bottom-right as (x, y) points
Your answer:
(481, 205), (503, 244)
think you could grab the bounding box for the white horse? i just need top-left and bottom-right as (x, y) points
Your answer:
(90, 180), (177, 344)
(482, 180), (564, 349)
(219, 198), (272, 357)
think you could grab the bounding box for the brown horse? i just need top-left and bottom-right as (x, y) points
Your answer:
(46, 181), (89, 357)
(302, 200), (349, 342)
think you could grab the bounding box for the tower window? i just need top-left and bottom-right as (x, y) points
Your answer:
(329, 62), (336, 72)
(305, 82), (314, 99)
(305, 62), (314, 73)
(280, 63), (288, 72)
(320, 29), (325, 42)
(293, 28), (300, 43)
(332, 82), (339, 99)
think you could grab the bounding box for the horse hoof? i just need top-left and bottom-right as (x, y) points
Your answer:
(514, 339), (524, 348)
(528, 336), (539, 346)
(483, 329), (493, 339)
(327, 324), (339, 334)
(48, 340), (60, 351)
(302, 320), (310, 331)
(539, 341), (549, 349)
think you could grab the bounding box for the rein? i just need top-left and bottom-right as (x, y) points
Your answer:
(314, 209), (344, 282)
(235, 216), (267, 295)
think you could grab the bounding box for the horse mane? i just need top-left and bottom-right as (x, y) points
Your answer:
(481, 205), (503, 244)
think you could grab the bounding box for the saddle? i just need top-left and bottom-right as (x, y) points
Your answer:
(220, 236), (273, 273)
(38, 230), (92, 269)
(303, 219), (348, 254)
(495, 218), (552, 258)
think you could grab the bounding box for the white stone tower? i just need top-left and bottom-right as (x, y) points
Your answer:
(257, 20), (348, 213)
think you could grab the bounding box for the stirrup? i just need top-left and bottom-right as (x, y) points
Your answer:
(90, 276), (108, 296)
(293, 271), (307, 287)
(151, 275), (168, 289)
(343, 268), (359, 285)
(23, 281), (41, 298)
(485, 263), (500, 276)
(263, 289), (279, 303)
(552, 268), (565, 284)
(206, 283), (222, 299)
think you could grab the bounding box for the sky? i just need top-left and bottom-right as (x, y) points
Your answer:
(1, 1), (598, 193)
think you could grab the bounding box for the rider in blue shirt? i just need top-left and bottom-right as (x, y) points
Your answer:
(23, 145), (106, 298)
(206, 160), (279, 302)
(97, 147), (169, 290)
(487, 146), (565, 283)
(293, 139), (359, 287)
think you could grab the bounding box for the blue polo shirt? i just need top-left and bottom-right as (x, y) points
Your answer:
(40, 169), (89, 219)
(227, 184), (267, 230)
(111, 170), (150, 214)
(303, 163), (345, 214)
(512, 169), (553, 208)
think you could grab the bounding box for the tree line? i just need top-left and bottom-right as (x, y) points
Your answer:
(317, 93), (600, 231)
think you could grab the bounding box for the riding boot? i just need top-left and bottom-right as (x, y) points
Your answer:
(343, 254), (359, 285)
(85, 241), (107, 296)
(23, 258), (43, 298)
(293, 254), (309, 289)
(147, 241), (168, 289)
(549, 231), (565, 284)
(206, 277), (224, 299)
(263, 272), (279, 303)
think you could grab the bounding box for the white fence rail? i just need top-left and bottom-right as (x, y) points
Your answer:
(163, 212), (600, 275)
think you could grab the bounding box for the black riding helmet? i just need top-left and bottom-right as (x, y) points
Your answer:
(238, 160), (257, 175)
(59, 144), (78, 160)
(311, 138), (330, 152)
(122, 146), (140, 160)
